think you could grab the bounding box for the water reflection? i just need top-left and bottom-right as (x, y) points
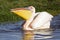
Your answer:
(23, 29), (53, 40)
(23, 30), (34, 40)
(34, 29), (53, 40)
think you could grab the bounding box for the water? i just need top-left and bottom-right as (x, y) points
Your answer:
(0, 29), (60, 40)
(0, 15), (60, 40)
(0, 31), (23, 40)
(34, 29), (60, 40)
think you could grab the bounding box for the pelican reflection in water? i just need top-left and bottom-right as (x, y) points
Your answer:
(23, 30), (34, 40)
(23, 29), (53, 40)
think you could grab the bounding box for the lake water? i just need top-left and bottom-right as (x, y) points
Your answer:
(0, 28), (60, 40)
(0, 20), (60, 40)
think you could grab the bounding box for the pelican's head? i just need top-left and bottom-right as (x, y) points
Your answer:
(27, 6), (35, 13)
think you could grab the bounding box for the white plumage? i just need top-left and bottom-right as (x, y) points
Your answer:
(31, 12), (53, 29)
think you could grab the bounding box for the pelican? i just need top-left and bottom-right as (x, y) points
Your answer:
(11, 6), (53, 30)
(23, 6), (53, 30)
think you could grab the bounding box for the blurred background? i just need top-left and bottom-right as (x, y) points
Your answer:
(0, 0), (60, 22)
